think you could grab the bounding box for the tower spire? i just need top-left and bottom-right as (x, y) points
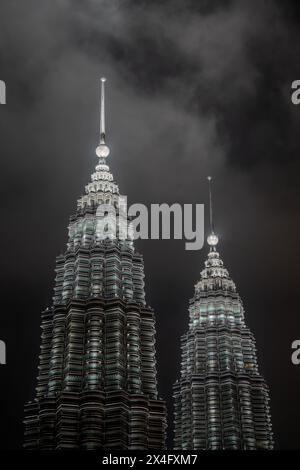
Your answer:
(96, 77), (110, 159)
(207, 176), (219, 250)
(208, 176), (214, 234)
(100, 77), (106, 142)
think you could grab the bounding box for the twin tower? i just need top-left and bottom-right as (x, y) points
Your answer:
(24, 79), (273, 450)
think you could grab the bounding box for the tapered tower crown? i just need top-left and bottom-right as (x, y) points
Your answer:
(173, 177), (273, 451)
(24, 78), (167, 451)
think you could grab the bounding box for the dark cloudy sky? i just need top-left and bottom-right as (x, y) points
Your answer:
(0, 0), (300, 450)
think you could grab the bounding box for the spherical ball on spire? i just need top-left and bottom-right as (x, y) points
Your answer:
(96, 144), (110, 158)
(207, 233), (219, 247)
(101, 77), (107, 82)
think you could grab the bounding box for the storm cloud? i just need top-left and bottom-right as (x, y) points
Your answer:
(0, 0), (300, 449)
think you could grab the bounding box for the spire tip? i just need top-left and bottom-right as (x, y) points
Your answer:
(207, 176), (218, 249)
(96, 77), (110, 158)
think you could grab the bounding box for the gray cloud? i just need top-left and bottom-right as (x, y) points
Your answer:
(0, 0), (300, 449)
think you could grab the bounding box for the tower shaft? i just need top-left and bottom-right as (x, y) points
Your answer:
(24, 80), (166, 450)
(173, 249), (273, 450)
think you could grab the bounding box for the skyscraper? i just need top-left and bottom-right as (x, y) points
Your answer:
(173, 178), (273, 450)
(24, 79), (166, 450)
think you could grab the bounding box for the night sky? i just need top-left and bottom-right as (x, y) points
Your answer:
(0, 0), (300, 450)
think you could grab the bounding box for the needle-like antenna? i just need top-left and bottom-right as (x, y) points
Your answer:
(96, 77), (110, 159)
(207, 176), (214, 234)
(207, 176), (219, 249)
(100, 77), (106, 143)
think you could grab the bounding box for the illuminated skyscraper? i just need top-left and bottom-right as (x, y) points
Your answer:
(24, 79), (166, 450)
(173, 178), (273, 450)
